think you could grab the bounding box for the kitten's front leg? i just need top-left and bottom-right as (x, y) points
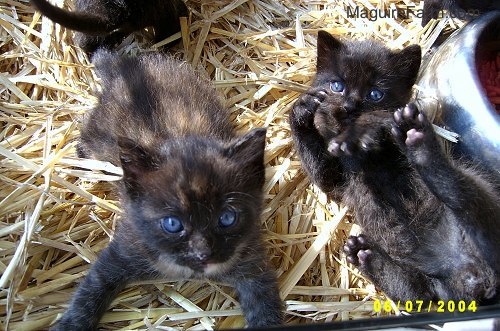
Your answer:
(51, 241), (140, 330)
(391, 102), (499, 211)
(392, 103), (500, 269)
(233, 267), (284, 327)
(289, 87), (343, 193)
(290, 87), (328, 128)
(344, 235), (435, 301)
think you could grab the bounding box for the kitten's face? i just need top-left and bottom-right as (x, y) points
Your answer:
(118, 129), (266, 276)
(312, 31), (421, 139)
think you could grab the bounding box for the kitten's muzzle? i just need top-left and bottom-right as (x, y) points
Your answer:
(189, 233), (212, 262)
(342, 101), (359, 113)
(193, 251), (211, 262)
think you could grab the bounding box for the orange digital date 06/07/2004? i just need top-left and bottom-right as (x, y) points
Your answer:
(373, 299), (477, 313)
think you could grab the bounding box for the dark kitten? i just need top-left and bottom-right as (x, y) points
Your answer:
(53, 51), (283, 330)
(30, 0), (187, 54)
(422, 0), (500, 26)
(290, 31), (500, 304)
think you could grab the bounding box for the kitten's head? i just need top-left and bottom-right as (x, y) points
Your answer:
(313, 31), (421, 136)
(117, 129), (267, 276)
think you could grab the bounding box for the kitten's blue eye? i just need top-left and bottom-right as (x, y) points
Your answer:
(368, 88), (384, 101)
(330, 81), (345, 93)
(219, 209), (237, 227)
(161, 216), (184, 233)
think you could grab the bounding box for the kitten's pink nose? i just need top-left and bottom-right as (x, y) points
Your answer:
(193, 245), (212, 261)
(190, 233), (212, 261)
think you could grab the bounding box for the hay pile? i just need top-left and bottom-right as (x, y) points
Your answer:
(1, 0), (460, 329)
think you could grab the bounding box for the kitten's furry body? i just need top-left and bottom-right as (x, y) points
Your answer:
(290, 31), (500, 303)
(54, 51), (283, 330)
(30, 0), (187, 53)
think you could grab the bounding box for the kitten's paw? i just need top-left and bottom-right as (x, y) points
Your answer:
(291, 87), (329, 127)
(392, 103), (446, 166)
(392, 103), (431, 147)
(343, 235), (371, 266)
(327, 127), (384, 156)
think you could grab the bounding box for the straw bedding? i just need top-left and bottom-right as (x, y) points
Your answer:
(0, 0), (461, 330)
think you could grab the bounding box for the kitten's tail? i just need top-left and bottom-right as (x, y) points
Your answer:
(30, 0), (116, 36)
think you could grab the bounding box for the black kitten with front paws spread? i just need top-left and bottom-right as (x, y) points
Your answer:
(290, 31), (500, 304)
(52, 51), (283, 330)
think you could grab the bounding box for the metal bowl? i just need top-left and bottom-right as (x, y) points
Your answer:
(416, 11), (500, 175)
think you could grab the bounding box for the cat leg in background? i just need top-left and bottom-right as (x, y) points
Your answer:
(289, 87), (344, 194)
(391, 103), (500, 301)
(343, 235), (436, 301)
(150, 0), (188, 44)
(30, 0), (124, 54)
(392, 103), (500, 268)
(30, 0), (188, 55)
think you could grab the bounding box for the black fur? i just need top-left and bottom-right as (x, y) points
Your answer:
(30, 0), (187, 54)
(52, 51), (283, 330)
(422, 0), (500, 26)
(290, 31), (500, 303)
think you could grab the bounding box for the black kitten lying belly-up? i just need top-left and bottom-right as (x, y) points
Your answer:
(290, 31), (500, 304)
(52, 51), (283, 330)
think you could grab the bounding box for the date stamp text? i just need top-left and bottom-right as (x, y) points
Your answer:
(373, 300), (477, 313)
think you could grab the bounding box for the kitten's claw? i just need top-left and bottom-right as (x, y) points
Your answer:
(328, 135), (378, 156)
(393, 103), (421, 126)
(390, 125), (402, 139)
(393, 108), (402, 123)
(358, 130), (383, 152)
(327, 140), (341, 155)
(307, 88), (328, 103)
(327, 140), (353, 156)
(340, 142), (351, 155)
(403, 103), (418, 120)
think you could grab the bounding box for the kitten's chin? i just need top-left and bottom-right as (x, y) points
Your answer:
(202, 241), (249, 276)
(153, 255), (197, 279)
(154, 242), (248, 278)
(202, 260), (234, 276)
(153, 254), (238, 278)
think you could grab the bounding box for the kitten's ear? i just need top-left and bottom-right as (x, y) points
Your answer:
(224, 128), (266, 179)
(316, 30), (343, 71)
(118, 138), (159, 179)
(392, 44), (422, 83)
